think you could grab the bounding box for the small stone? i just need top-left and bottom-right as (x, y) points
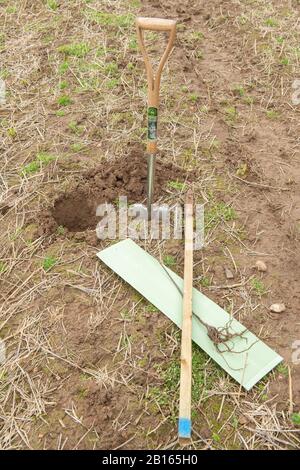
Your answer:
(255, 260), (267, 272)
(225, 267), (234, 279)
(270, 303), (286, 313)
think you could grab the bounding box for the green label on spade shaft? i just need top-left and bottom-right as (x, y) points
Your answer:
(148, 107), (157, 140)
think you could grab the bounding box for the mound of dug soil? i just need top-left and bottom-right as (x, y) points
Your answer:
(41, 150), (191, 234)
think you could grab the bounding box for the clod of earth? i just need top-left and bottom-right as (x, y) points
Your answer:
(270, 303), (286, 313)
(255, 260), (267, 272)
(224, 267), (234, 279)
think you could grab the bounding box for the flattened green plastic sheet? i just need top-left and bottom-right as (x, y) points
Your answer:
(97, 239), (282, 390)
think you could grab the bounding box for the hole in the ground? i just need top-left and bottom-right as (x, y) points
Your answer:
(43, 151), (192, 233)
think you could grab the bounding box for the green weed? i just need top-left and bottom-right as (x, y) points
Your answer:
(59, 80), (68, 90)
(58, 61), (69, 74)
(291, 413), (300, 426)
(56, 110), (65, 117)
(266, 110), (279, 119)
(57, 95), (72, 106)
(265, 18), (278, 27)
(86, 11), (133, 29)
(106, 78), (119, 89)
(233, 85), (245, 97)
(68, 121), (84, 135)
(205, 202), (237, 226)
(236, 162), (248, 177)
(251, 277), (267, 296)
(21, 152), (55, 176)
(56, 225), (65, 235)
(70, 143), (84, 152)
(276, 362), (289, 377)
(188, 93), (199, 103)
(200, 276), (210, 288)
(43, 256), (57, 271)
(0, 261), (7, 273)
(47, 0), (58, 10)
(58, 43), (90, 58)
(224, 106), (238, 122)
(7, 127), (17, 138)
(104, 62), (119, 76)
(167, 180), (186, 191)
(163, 255), (177, 267)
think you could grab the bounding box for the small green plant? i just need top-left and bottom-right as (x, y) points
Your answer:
(56, 225), (65, 235)
(233, 85), (245, 97)
(266, 109), (279, 119)
(200, 104), (209, 113)
(58, 43), (90, 58)
(43, 256), (57, 271)
(200, 276), (210, 288)
(224, 106), (238, 121)
(163, 255), (176, 267)
(6, 5), (16, 14)
(57, 95), (72, 107)
(7, 127), (17, 138)
(58, 61), (69, 74)
(59, 80), (68, 90)
(236, 162), (248, 177)
(212, 432), (221, 443)
(188, 93), (199, 103)
(265, 18), (278, 27)
(243, 95), (254, 105)
(291, 413), (300, 426)
(104, 62), (119, 76)
(106, 78), (119, 89)
(68, 121), (84, 135)
(276, 362), (289, 377)
(191, 31), (204, 41)
(21, 152), (55, 176)
(0, 261), (6, 273)
(146, 304), (157, 313)
(70, 143), (84, 152)
(86, 11), (134, 28)
(129, 0), (141, 7)
(77, 387), (88, 399)
(129, 38), (138, 50)
(167, 180), (186, 191)
(251, 277), (267, 296)
(56, 110), (65, 117)
(205, 202), (237, 226)
(47, 0), (58, 10)
(195, 50), (203, 59)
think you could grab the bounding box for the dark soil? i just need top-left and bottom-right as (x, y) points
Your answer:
(41, 149), (191, 233)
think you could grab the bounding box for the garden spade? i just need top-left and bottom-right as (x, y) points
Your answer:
(135, 17), (176, 219)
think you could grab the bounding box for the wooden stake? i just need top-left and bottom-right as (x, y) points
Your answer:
(178, 189), (193, 443)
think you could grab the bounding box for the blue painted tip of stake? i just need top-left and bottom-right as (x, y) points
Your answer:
(178, 418), (191, 438)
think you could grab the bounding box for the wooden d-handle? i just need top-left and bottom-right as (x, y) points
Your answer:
(136, 17), (176, 32)
(136, 17), (176, 108)
(136, 17), (176, 152)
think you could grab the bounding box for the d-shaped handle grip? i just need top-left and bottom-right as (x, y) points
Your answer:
(136, 17), (176, 153)
(136, 17), (176, 32)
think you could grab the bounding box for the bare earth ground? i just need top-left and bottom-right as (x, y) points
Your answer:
(0, 0), (300, 450)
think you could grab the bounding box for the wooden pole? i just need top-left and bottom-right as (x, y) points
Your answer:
(178, 189), (194, 443)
